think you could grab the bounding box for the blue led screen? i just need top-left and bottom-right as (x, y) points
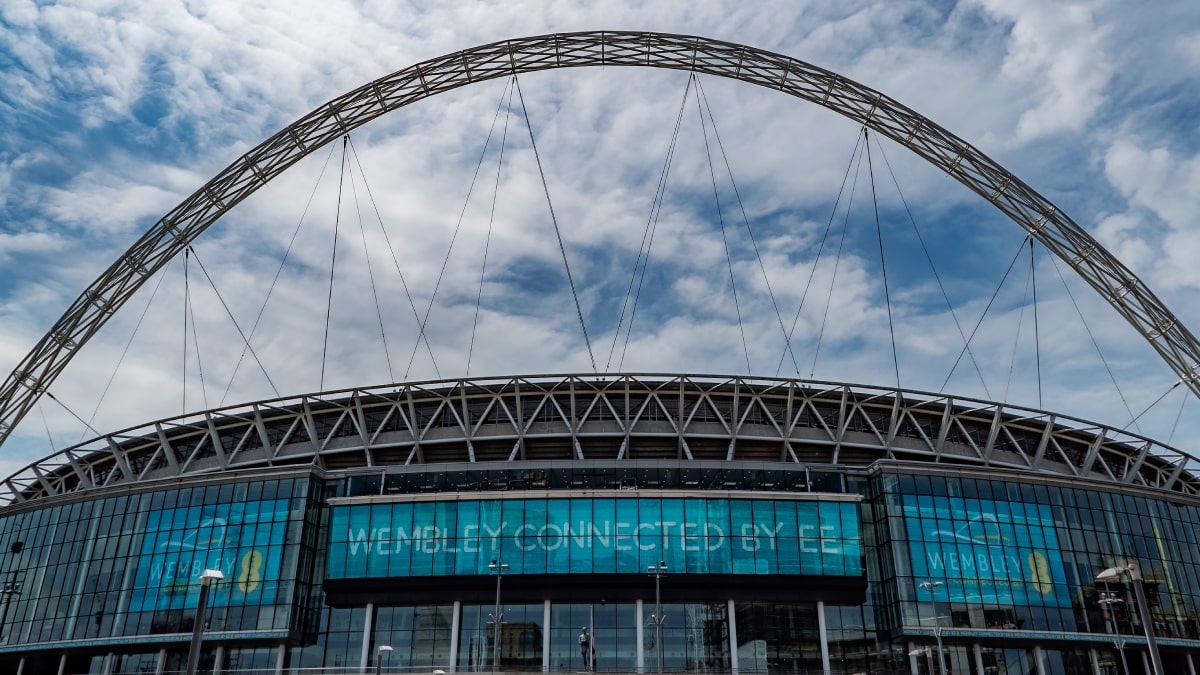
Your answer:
(902, 494), (1071, 608)
(327, 497), (861, 578)
(131, 498), (292, 611)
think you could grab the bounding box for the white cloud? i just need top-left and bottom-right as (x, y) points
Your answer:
(963, 0), (1113, 142)
(1, 0), (1199, 468)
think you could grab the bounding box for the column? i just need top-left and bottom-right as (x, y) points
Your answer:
(1187, 652), (1197, 675)
(360, 602), (374, 674)
(1032, 645), (1046, 675)
(907, 641), (919, 675)
(973, 643), (985, 675)
(14, 656), (22, 675)
(102, 653), (113, 675)
(727, 599), (739, 675)
(816, 600), (830, 675)
(56, 653), (67, 675)
(213, 645), (224, 675)
(542, 601), (551, 673)
(1087, 648), (1100, 675)
(450, 601), (462, 673)
(155, 648), (167, 675)
(274, 644), (285, 675)
(636, 599), (645, 673)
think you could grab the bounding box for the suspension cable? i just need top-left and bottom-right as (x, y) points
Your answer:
(1030, 240), (1043, 407)
(185, 265), (210, 413)
(345, 139), (443, 381)
(400, 79), (519, 381)
(695, 76), (799, 375)
(320, 136), (349, 390)
(346, 146), (395, 382)
(1046, 255), (1139, 431)
(870, 134), (992, 398)
(468, 80), (515, 376)
(514, 75), (597, 372)
(37, 402), (55, 453)
(694, 74), (752, 373)
(182, 248), (190, 415)
(186, 247), (279, 397)
(775, 131), (865, 377)
(613, 75), (693, 371)
(45, 391), (102, 439)
(81, 257), (175, 442)
(940, 237), (1030, 392)
(220, 142), (340, 405)
(1003, 250), (1035, 403)
(1124, 381), (1182, 432)
(1168, 385), (1189, 446)
(864, 129), (901, 390)
(810, 140), (866, 378)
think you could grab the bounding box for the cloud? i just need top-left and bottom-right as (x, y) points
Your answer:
(963, 0), (1114, 142)
(1, 0), (1198, 469)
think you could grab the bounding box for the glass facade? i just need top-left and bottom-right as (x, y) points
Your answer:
(1, 464), (1200, 674)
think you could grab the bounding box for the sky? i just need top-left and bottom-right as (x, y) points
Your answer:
(1, 0), (1200, 477)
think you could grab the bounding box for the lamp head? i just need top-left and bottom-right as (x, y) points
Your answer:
(378, 645), (394, 654)
(1096, 566), (1128, 581)
(199, 569), (224, 584)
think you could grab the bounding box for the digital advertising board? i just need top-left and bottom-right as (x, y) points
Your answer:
(327, 496), (862, 579)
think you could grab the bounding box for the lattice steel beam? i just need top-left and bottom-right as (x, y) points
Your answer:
(1, 374), (1195, 504)
(2, 31), (1198, 451)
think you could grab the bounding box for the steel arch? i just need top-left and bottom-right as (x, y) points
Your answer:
(2, 30), (1198, 449)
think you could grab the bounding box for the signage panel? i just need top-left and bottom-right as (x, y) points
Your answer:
(327, 497), (861, 579)
(131, 499), (291, 611)
(902, 494), (1071, 608)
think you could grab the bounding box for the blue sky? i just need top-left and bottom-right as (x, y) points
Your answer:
(1, 0), (1200, 472)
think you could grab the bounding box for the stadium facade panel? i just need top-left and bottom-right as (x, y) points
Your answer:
(0, 375), (1197, 675)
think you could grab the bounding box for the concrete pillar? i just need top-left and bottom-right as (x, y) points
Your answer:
(727, 599), (739, 675)
(636, 599), (645, 673)
(55, 653), (67, 675)
(155, 648), (167, 675)
(213, 645), (224, 675)
(817, 600), (830, 675)
(274, 643), (285, 674)
(542, 601), (551, 673)
(360, 602), (374, 674)
(1088, 648), (1100, 675)
(1187, 652), (1197, 675)
(449, 600), (462, 673)
(973, 643), (985, 675)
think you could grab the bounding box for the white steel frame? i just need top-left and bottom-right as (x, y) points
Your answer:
(1, 31), (1198, 458)
(2, 374), (1195, 504)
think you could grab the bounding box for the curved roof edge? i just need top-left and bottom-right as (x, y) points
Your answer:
(3, 373), (1196, 504)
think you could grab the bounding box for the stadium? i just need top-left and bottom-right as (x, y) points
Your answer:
(1, 32), (1200, 675)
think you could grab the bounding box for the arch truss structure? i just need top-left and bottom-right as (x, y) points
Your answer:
(3, 374), (1198, 505)
(2, 31), (1199, 449)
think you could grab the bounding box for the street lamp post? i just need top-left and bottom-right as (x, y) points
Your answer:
(1098, 591), (1129, 675)
(917, 581), (947, 675)
(489, 559), (509, 673)
(184, 569), (224, 675)
(376, 645), (393, 675)
(648, 561), (667, 675)
(1096, 562), (1164, 675)
(908, 647), (934, 675)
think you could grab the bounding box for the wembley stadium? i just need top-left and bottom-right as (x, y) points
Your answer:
(1, 32), (1199, 675)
